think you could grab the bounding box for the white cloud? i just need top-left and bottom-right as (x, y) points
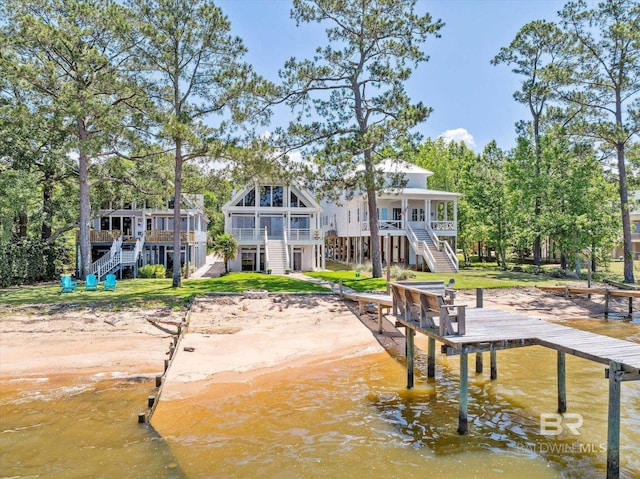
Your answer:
(438, 128), (476, 149)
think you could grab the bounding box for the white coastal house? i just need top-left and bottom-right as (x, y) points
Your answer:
(83, 194), (209, 279)
(319, 159), (462, 272)
(221, 184), (325, 274)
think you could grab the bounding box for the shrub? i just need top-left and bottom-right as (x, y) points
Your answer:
(354, 262), (372, 273)
(390, 265), (416, 281)
(138, 264), (166, 278)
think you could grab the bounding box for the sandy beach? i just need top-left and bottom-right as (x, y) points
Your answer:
(0, 286), (624, 385)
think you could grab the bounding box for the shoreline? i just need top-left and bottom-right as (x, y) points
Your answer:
(0, 287), (632, 386)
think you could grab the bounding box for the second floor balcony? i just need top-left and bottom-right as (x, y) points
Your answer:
(230, 228), (323, 243)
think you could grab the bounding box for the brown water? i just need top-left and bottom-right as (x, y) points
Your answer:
(2, 318), (640, 479)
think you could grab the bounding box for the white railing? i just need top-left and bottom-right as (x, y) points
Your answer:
(283, 230), (290, 270)
(288, 229), (311, 240)
(406, 223), (437, 272)
(361, 220), (402, 231)
(440, 240), (459, 271)
(90, 236), (123, 279)
(231, 228), (259, 240)
(91, 251), (121, 280)
(264, 227), (269, 272)
(431, 221), (456, 232)
(110, 236), (122, 257)
(134, 232), (145, 261)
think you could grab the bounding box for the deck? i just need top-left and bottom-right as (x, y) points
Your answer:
(388, 283), (640, 479)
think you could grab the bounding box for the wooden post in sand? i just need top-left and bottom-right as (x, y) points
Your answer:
(138, 413), (146, 423)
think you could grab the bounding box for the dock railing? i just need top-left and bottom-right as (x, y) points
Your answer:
(391, 282), (466, 336)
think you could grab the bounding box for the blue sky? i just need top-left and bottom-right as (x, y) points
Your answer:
(219, 0), (566, 152)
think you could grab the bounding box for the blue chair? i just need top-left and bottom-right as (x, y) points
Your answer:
(84, 274), (98, 291)
(103, 274), (117, 291)
(61, 276), (77, 293)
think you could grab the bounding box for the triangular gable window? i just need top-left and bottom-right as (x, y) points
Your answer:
(290, 191), (307, 208)
(235, 188), (255, 207)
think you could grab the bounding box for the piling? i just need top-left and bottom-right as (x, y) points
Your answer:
(458, 348), (468, 435)
(138, 413), (146, 424)
(476, 353), (483, 374)
(148, 396), (155, 408)
(406, 329), (415, 389)
(155, 375), (162, 387)
(427, 337), (436, 378)
(607, 362), (622, 479)
(476, 288), (483, 309)
(490, 347), (497, 380)
(557, 351), (566, 413)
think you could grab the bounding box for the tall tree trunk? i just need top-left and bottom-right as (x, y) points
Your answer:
(532, 114), (542, 266)
(617, 142), (634, 283)
(77, 119), (92, 280)
(561, 250), (567, 270)
(172, 137), (183, 288)
(41, 175), (53, 241)
(615, 84), (634, 283)
(364, 152), (382, 278)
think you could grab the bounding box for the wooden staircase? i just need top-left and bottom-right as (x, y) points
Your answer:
(266, 239), (288, 275)
(407, 224), (458, 273)
(90, 234), (145, 279)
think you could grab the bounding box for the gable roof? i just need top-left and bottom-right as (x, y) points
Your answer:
(355, 159), (434, 176)
(222, 182), (321, 212)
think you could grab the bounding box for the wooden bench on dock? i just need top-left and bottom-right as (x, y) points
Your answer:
(391, 283), (466, 336)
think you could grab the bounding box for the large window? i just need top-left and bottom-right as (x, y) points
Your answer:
(259, 185), (284, 207)
(235, 188), (255, 207)
(232, 216), (255, 229)
(290, 216), (310, 229)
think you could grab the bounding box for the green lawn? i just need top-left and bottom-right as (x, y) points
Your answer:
(0, 273), (330, 308)
(306, 268), (580, 292)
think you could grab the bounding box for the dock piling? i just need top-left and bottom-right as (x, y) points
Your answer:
(427, 337), (435, 378)
(476, 353), (483, 374)
(557, 351), (566, 413)
(476, 288), (483, 309)
(607, 362), (622, 479)
(407, 329), (415, 389)
(490, 347), (497, 380)
(458, 348), (468, 434)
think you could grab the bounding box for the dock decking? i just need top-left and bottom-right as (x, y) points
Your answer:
(387, 283), (640, 479)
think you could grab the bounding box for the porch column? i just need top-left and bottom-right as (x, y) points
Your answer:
(256, 245), (260, 272)
(454, 200), (458, 228)
(401, 198), (408, 230)
(424, 199), (429, 230)
(322, 243), (326, 270)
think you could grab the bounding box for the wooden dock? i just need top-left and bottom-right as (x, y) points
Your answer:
(389, 283), (640, 479)
(537, 285), (640, 316)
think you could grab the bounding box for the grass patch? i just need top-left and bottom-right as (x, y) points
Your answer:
(0, 273), (330, 309)
(306, 267), (580, 291)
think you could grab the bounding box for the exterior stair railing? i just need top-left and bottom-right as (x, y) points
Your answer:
(283, 229), (291, 270)
(264, 227), (269, 272)
(426, 223), (459, 272)
(406, 223), (437, 272)
(90, 236), (123, 280)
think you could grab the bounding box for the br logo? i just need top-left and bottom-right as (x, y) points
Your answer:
(540, 413), (584, 436)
